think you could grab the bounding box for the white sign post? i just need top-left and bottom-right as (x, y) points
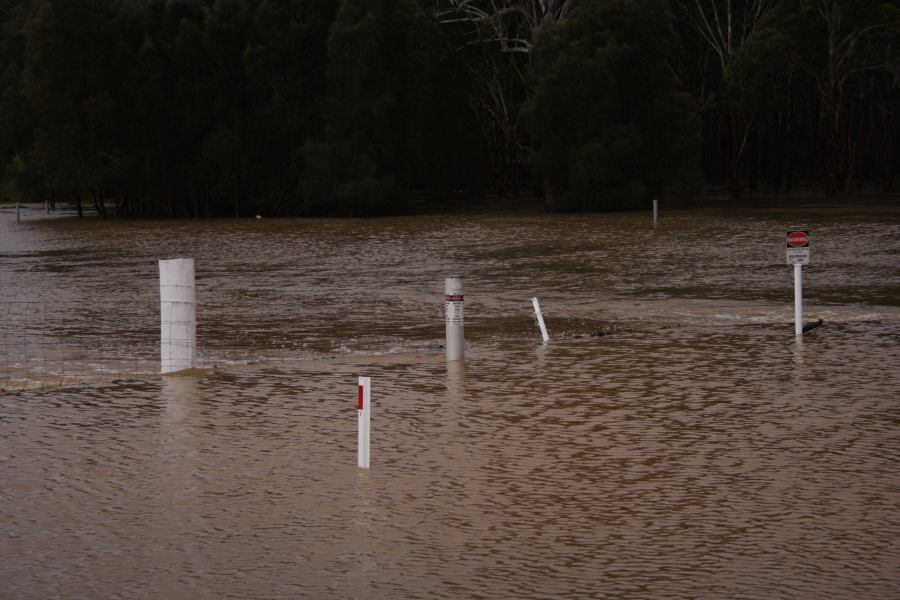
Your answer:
(786, 231), (810, 337)
(793, 263), (803, 337)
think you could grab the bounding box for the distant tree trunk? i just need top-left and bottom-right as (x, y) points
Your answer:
(823, 92), (845, 196)
(678, 0), (778, 196)
(542, 175), (555, 210)
(728, 110), (741, 197)
(91, 192), (108, 220)
(883, 111), (896, 191)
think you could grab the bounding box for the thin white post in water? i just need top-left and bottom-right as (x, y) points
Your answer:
(445, 277), (464, 361)
(794, 263), (803, 337)
(653, 198), (659, 227)
(16, 202), (20, 224)
(159, 258), (196, 374)
(532, 297), (550, 344)
(357, 376), (371, 469)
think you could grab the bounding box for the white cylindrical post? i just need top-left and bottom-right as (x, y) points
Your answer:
(357, 376), (371, 469)
(445, 277), (464, 361)
(793, 263), (803, 337)
(532, 297), (550, 344)
(653, 198), (659, 226)
(159, 258), (197, 374)
(16, 202), (21, 224)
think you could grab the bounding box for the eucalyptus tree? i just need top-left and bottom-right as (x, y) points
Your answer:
(790, 0), (900, 194)
(436, 0), (572, 197)
(674, 0), (781, 196)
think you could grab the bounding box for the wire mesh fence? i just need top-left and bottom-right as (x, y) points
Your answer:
(0, 296), (433, 392)
(0, 301), (159, 391)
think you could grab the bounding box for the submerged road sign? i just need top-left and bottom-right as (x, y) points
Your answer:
(786, 230), (810, 265)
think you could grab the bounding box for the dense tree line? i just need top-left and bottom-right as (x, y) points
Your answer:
(0, 0), (898, 217)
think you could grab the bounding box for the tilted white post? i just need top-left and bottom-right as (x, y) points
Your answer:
(794, 263), (803, 337)
(357, 376), (371, 469)
(159, 258), (196, 374)
(532, 297), (550, 344)
(445, 277), (464, 361)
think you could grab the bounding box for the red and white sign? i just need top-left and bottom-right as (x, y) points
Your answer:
(786, 230), (810, 265)
(787, 230), (810, 248)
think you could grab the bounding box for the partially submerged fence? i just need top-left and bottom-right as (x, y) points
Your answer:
(0, 300), (158, 391)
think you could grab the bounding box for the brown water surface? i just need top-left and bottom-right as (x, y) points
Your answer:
(1, 204), (899, 599)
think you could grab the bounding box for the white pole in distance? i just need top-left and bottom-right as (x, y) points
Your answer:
(357, 376), (371, 469)
(653, 198), (659, 227)
(794, 263), (803, 337)
(445, 277), (464, 361)
(532, 297), (550, 344)
(159, 258), (197, 374)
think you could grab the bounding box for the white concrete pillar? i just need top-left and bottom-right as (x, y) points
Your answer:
(159, 258), (196, 374)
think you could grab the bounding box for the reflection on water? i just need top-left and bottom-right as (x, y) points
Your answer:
(1, 205), (899, 598)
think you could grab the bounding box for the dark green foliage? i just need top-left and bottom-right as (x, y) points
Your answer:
(527, 0), (701, 211)
(0, 1), (34, 201)
(301, 0), (426, 215)
(0, 0), (897, 217)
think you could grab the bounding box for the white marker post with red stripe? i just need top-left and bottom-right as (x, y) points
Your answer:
(357, 376), (371, 469)
(786, 230), (810, 337)
(445, 277), (464, 361)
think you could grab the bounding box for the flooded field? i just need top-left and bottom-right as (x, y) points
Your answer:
(1, 202), (899, 598)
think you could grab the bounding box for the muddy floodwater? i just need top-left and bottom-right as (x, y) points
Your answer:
(2, 202), (899, 599)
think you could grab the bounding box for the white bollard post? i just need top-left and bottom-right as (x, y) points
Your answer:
(793, 263), (803, 337)
(653, 198), (659, 227)
(357, 376), (371, 469)
(532, 297), (550, 344)
(445, 277), (464, 361)
(159, 258), (197, 374)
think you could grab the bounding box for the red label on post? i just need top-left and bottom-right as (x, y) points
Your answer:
(444, 294), (464, 302)
(358, 385), (364, 410)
